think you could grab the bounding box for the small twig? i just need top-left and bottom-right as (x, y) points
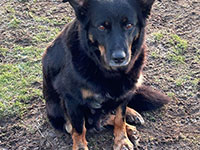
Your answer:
(35, 120), (55, 149)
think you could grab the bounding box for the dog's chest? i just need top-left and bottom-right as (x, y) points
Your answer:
(81, 88), (125, 129)
(81, 88), (111, 109)
(81, 88), (130, 111)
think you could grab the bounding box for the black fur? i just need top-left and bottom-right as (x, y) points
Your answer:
(43, 0), (170, 134)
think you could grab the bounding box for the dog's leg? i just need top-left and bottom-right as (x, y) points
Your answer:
(71, 122), (88, 150)
(113, 105), (134, 150)
(63, 97), (88, 150)
(63, 113), (88, 150)
(65, 117), (88, 150)
(43, 80), (66, 131)
(103, 112), (140, 148)
(65, 110), (88, 150)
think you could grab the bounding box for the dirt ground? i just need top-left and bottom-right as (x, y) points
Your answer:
(0, 0), (199, 150)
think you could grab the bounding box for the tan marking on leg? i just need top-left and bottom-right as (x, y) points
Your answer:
(102, 107), (144, 127)
(101, 113), (115, 126)
(81, 89), (94, 99)
(106, 114), (115, 126)
(126, 107), (144, 125)
(113, 106), (133, 150)
(114, 107), (125, 128)
(72, 124), (88, 150)
(114, 107), (127, 140)
(101, 113), (140, 148)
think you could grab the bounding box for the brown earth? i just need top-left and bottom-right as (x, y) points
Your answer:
(0, 0), (199, 150)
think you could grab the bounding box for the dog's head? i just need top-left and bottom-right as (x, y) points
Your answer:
(63, 0), (156, 71)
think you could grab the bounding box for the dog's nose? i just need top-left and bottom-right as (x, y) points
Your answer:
(111, 51), (126, 64)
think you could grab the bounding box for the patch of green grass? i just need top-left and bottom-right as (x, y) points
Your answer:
(153, 32), (164, 41)
(175, 78), (185, 87)
(29, 12), (70, 26)
(169, 34), (188, 54)
(167, 92), (175, 98)
(151, 51), (160, 58)
(0, 45), (43, 119)
(5, 5), (22, 28)
(0, 47), (9, 57)
(151, 32), (188, 64)
(0, 62), (42, 118)
(8, 16), (21, 28)
(2, 45), (43, 63)
(191, 78), (199, 86)
(0, 0), (70, 121)
(5, 5), (15, 14)
(167, 53), (185, 63)
(32, 31), (59, 43)
(167, 34), (188, 63)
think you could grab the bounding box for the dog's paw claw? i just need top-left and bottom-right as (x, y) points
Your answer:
(126, 115), (144, 125)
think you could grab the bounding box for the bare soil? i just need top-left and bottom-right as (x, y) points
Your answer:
(0, 0), (199, 150)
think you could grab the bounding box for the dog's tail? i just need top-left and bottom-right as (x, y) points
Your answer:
(128, 85), (171, 112)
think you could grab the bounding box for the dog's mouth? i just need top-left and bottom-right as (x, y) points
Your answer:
(109, 58), (130, 68)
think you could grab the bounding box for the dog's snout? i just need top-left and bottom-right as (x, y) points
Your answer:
(111, 51), (126, 64)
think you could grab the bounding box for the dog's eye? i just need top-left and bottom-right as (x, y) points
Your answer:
(125, 24), (133, 30)
(98, 25), (106, 31)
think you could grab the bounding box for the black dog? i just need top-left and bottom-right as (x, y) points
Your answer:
(42, 0), (170, 149)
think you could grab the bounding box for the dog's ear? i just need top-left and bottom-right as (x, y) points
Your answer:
(63, 0), (89, 22)
(138, 0), (158, 18)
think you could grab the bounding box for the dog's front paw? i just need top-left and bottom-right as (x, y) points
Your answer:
(72, 127), (88, 150)
(126, 107), (144, 125)
(126, 124), (140, 147)
(73, 145), (88, 150)
(113, 135), (133, 150)
(77, 148), (88, 150)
